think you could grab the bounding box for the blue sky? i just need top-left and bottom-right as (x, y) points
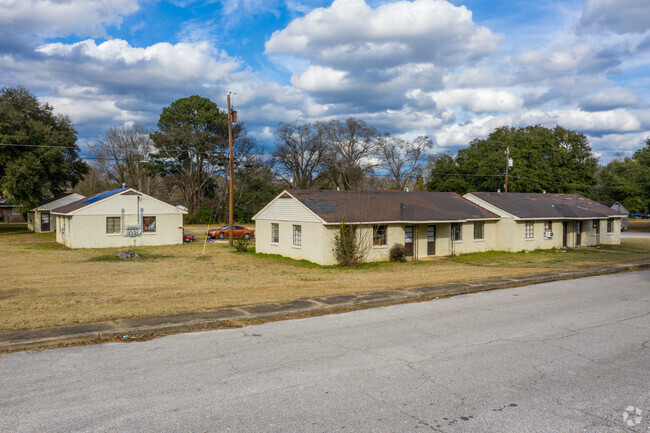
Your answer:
(1, 0), (649, 163)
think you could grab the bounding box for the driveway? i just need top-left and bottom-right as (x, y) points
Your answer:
(1, 271), (649, 432)
(622, 232), (650, 238)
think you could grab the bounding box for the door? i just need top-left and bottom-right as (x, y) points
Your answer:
(562, 222), (568, 247)
(427, 225), (436, 256)
(593, 220), (600, 245)
(575, 221), (581, 246)
(40, 212), (50, 232)
(404, 226), (414, 257)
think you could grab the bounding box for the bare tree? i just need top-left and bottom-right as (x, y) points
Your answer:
(379, 135), (433, 190)
(272, 120), (327, 189)
(92, 124), (154, 192)
(321, 118), (379, 190)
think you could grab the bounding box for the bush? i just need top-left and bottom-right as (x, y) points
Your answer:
(389, 243), (407, 262)
(333, 220), (366, 267)
(234, 237), (252, 253)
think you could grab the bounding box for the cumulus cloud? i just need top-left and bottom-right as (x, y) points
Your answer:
(265, 0), (502, 69)
(0, 0), (139, 39)
(580, 0), (650, 35)
(579, 87), (640, 111)
(409, 88), (523, 113)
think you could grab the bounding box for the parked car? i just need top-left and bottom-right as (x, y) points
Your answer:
(631, 212), (643, 218)
(207, 225), (255, 239)
(643, 212), (650, 219)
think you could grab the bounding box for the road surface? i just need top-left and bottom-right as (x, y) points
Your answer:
(1, 271), (649, 432)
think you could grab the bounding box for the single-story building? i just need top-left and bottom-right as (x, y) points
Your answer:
(51, 188), (186, 249)
(464, 192), (625, 250)
(599, 201), (629, 230)
(27, 193), (84, 233)
(253, 190), (501, 265)
(0, 197), (25, 223)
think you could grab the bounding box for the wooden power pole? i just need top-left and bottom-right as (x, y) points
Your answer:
(227, 93), (234, 247)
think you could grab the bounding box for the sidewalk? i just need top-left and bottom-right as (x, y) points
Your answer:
(2, 260), (649, 353)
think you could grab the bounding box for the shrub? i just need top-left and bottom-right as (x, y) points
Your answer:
(333, 220), (366, 267)
(234, 237), (252, 253)
(389, 243), (407, 262)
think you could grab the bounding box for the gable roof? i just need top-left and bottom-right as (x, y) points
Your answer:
(32, 193), (85, 211)
(285, 190), (499, 223)
(51, 188), (129, 215)
(468, 192), (624, 219)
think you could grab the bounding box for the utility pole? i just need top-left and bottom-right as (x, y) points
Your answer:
(505, 147), (513, 192)
(227, 92), (234, 247)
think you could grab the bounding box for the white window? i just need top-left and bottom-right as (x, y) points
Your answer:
(524, 222), (534, 239)
(271, 223), (279, 243)
(106, 217), (121, 234)
(473, 222), (484, 240)
(544, 221), (552, 232)
(293, 225), (301, 247)
(451, 223), (462, 241)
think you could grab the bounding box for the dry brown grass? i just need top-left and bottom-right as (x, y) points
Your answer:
(1, 222), (649, 333)
(628, 219), (650, 233)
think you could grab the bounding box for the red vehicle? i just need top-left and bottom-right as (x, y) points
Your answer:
(208, 225), (255, 240)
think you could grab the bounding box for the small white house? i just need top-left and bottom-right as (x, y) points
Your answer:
(51, 188), (186, 249)
(253, 190), (501, 265)
(27, 193), (85, 233)
(464, 192), (625, 250)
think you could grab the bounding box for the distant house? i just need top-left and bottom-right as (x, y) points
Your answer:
(599, 201), (629, 230)
(464, 192), (625, 249)
(0, 197), (25, 223)
(27, 193), (84, 233)
(253, 190), (500, 265)
(51, 188), (186, 249)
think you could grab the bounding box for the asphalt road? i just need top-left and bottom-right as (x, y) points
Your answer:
(1, 272), (649, 433)
(622, 232), (650, 238)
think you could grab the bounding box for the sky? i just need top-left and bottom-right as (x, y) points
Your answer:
(1, 0), (649, 164)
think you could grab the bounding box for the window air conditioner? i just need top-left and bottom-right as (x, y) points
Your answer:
(544, 232), (554, 238)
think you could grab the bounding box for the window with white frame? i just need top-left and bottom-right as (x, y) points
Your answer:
(106, 217), (121, 234)
(271, 223), (279, 243)
(473, 221), (484, 240)
(544, 221), (552, 232)
(607, 219), (613, 233)
(524, 221), (534, 239)
(293, 225), (302, 247)
(143, 216), (156, 232)
(451, 223), (462, 241)
(373, 225), (387, 246)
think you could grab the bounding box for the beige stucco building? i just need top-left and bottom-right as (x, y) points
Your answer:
(253, 190), (501, 265)
(463, 192), (624, 251)
(51, 188), (185, 249)
(27, 193), (84, 233)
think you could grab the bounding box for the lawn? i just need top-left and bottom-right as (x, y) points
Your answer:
(1, 222), (649, 333)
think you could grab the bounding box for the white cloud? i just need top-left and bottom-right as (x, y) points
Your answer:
(291, 65), (351, 93)
(411, 88), (523, 113)
(0, 0), (139, 38)
(36, 39), (241, 83)
(265, 0), (502, 69)
(579, 87), (640, 111)
(580, 0), (650, 34)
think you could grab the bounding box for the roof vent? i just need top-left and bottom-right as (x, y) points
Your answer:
(122, 183), (126, 188)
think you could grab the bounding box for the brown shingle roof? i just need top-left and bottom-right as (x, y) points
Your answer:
(470, 192), (624, 219)
(288, 190), (499, 223)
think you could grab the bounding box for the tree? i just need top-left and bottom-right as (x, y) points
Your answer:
(427, 125), (598, 195)
(149, 95), (230, 214)
(426, 153), (468, 193)
(0, 87), (88, 209)
(92, 124), (155, 192)
(321, 118), (379, 190)
(272, 120), (327, 189)
(597, 139), (650, 211)
(378, 135), (432, 190)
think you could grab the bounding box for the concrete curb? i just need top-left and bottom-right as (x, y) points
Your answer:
(2, 260), (649, 353)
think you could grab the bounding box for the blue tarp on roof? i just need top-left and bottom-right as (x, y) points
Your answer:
(83, 188), (127, 204)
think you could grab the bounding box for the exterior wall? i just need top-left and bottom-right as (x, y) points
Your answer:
(27, 211), (34, 230)
(255, 219), (328, 264)
(31, 210), (55, 233)
(255, 196), (322, 223)
(59, 213), (183, 248)
(1, 207), (25, 223)
(54, 192), (184, 249)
